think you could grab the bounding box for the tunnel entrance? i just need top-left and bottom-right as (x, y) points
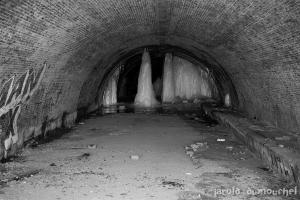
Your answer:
(101, 46), (227, 108)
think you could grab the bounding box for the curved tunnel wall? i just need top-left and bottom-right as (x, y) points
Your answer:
(0, 0), (299, 158)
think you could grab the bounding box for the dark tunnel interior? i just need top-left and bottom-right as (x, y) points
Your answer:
(117, 51), (165, 103)
(0, 0), (299, 199)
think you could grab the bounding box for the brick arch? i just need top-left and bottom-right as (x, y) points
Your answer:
(0, 0), (299, 158)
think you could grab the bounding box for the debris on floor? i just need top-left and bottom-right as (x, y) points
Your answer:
(130, 155), (140, 160)
(1, 112), (295, 200)
(226, 146), (233, 151)
(161, 180), (184, 189)
(217, 138), (225, 142)
(0, 168), (40, 184)
(77, 153), (91, 160)
(185, 142), (209, 158)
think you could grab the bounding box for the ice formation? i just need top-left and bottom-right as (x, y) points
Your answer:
(172, 56), (217, 100)
(103, 68), (120, 106)
(224, 93), (231, 107)
(162, 53), (175, 103)
(134, 49), (159, 107)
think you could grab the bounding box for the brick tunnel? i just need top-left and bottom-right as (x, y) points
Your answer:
(0, 0), (299, 199)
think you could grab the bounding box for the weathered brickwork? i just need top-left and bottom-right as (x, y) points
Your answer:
(0, 0), (299, 158)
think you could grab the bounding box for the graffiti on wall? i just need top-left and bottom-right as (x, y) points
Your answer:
(0, 62), (47, 158)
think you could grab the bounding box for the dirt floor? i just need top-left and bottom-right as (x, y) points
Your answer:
(0, 112), (298, 200)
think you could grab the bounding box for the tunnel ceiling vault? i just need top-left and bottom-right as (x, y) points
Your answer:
(0, 0), (299, 144)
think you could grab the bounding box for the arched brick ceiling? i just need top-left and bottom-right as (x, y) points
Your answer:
(0, 0), (299, 132)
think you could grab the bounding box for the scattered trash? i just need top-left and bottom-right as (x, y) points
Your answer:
(217, 138), (226, 142)
(190, 142), (209, 152)
(162, 180), (184, 189)
(78, 122), (85, 125)
(0, 169), (40, 184)
(78, 153), (90, 160)
(130, 155), (140, 160)
(278, 144), (284, 148)
(226, 146), (233, 151)
(88, 144), (97, 149)
(185, 142), (209, 158)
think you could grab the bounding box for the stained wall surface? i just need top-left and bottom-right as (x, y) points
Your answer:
(0, 0), (299, 158)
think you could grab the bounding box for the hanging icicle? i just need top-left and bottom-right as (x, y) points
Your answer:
(134, 49), (159, 107)
(162, 53), (175, 103)
(103, 67), (121, 106)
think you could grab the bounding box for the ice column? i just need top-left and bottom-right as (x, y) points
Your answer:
(162, 53), (175, 103)
(103, 68), (120, 106)
(134, 49), (159, 107)
(173, 56), (213, 100)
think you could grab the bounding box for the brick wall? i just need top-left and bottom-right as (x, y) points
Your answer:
(0, 0), (299, 158)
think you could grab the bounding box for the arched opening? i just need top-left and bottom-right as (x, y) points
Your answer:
(1, 0), (299, 198)
(94, 45), (238, 110)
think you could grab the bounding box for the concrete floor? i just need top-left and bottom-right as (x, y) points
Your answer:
(0, 112), (296, 200)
